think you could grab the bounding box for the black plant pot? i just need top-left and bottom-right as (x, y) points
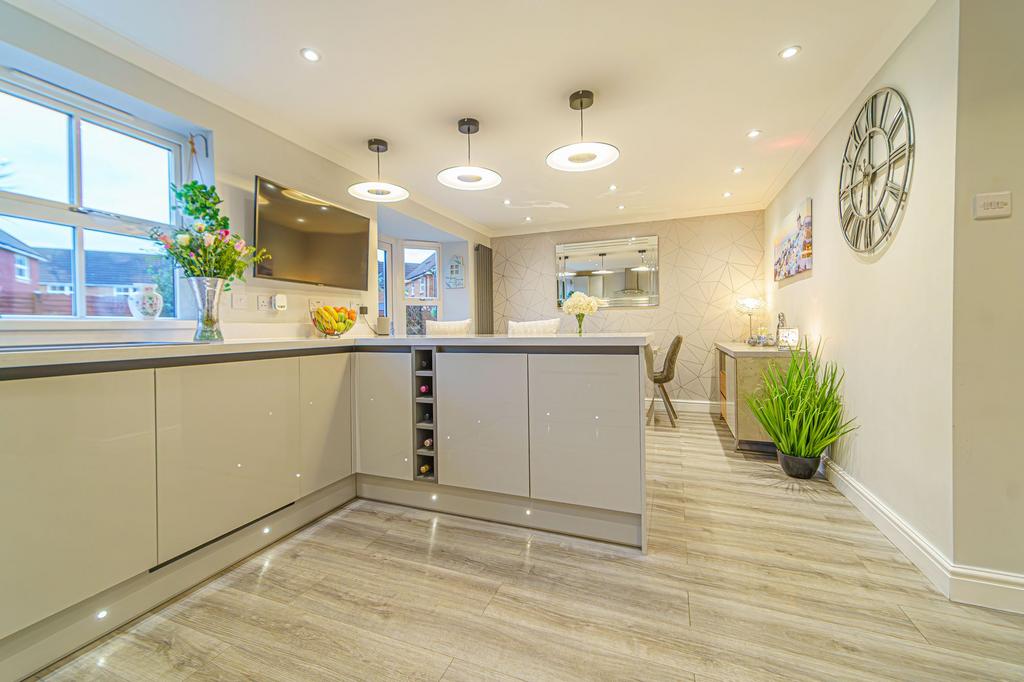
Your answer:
(777, 449), (820, 479)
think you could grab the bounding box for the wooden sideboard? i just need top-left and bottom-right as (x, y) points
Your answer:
(716, 342), (792, 453)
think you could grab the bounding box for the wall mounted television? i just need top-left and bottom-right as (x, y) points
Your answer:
(252, 176), (370, 290)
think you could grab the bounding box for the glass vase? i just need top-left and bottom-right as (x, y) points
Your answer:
(576, 313), (585, 336)
(188, 277), (226, 342)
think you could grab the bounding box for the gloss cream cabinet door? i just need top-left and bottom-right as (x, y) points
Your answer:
(528, 354), (643, 514)
(0, 370), (156, 639)
(436, 352), (529, 497)
(355, 351), (413, 480)
(156, 358), (300, 562)
(298, 353), (353, 495)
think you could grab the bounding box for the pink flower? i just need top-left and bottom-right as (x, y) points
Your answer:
(202, 233), (216, 247)
(234, 239), (246, 252)
(158, 233), (172, 247)
(219, 229), (230, 241)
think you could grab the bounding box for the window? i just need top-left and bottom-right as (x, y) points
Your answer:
(13, 254), (29, 282)
(376, 243), (391, 318)
(0, 214), (75, 316)
(0, 79), (186, 319)
(402, 243), (440, 335)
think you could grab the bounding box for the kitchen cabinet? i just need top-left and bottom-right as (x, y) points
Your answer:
(355, 351), (413, 480)
(528, 354), (643, 514)
(299, 354), (353, 495)
(156, 358), (300, 562)
(436, 352), (529, 497)
(0, 370), (156, 639)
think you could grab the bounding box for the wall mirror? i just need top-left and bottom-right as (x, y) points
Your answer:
(555, 236), (659, 308)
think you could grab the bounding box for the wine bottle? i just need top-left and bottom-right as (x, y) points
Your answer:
(423, 437), (433, 449)
(419, 463), (431, 475)
(419, 384), (429, 394)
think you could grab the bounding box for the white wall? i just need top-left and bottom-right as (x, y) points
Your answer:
(0, 2), (487, 340)
(764, 0), (959, 562)
(952, 0), (1024, 579)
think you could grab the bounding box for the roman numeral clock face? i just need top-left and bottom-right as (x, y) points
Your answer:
(838, 87), (915, 253)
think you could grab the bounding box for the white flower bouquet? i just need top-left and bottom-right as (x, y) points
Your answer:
(563, 291), (600, 335)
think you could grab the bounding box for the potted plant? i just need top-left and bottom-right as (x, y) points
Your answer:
(563, 291), (599, 335)
(747, 343), (857, 478)
(151, 181), (270, 342)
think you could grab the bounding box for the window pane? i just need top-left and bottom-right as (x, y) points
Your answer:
(403, 247), (437, 299)
(0, 91), (71, 203)
(377, 247), (389, 317)
(81, 121), (172, 223)
(0, 215), (74, 316)
(83, 229), (176, 317)
(405, 304), (437, 336)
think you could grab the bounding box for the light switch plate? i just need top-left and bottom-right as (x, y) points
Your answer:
(231, 292), (248, 310)
(256, 294), (271, 312)
(973, 191), (1012, 220)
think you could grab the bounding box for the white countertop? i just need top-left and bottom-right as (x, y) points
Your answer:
(715, 341), (793, 358)
(0, 332), (651, 370)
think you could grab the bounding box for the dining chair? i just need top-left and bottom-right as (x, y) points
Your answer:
(507, 318), (561, 336)
(424, 319), (472, 336)
(644, 335), (683, 427)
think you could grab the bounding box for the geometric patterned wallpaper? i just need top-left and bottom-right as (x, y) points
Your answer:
(492, 210), (765, 403)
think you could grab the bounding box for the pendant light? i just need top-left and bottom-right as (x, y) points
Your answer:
(437, 118), (502, 190)
(631, 249), (652, 272)
(557, 255), (576, 278)
(348, 138), (409, 202)
(592, 252), (613, 275)
(546, 89), (619, 172)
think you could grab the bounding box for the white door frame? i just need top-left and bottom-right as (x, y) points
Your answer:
(398, 240), (442, 335)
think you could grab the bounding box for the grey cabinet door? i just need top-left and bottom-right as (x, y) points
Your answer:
(0, 370), (157, 639)
(299, 353), (353, 495)
(436, 352), (529, 497)
(355, 352), (413, 480)
(156, 358), (301, 562)
(528, 354), (643, 514)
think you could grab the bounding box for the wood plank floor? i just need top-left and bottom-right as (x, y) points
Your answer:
(33, 413), (1024, 681)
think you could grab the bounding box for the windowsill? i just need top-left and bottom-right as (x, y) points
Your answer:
(0, 317), (195, 332)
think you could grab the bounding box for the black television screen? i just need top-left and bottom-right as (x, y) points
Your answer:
(253, 176), (370, 290)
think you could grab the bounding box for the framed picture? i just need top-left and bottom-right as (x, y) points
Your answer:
(445, 254), (465, 289)
(774, 198), (813, 281)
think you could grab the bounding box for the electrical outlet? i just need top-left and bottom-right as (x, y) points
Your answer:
(309, 298), (325, 311)
(231, 292), (248, 310)
(256, 294), (271, 312)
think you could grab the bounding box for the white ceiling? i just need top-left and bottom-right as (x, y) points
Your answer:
(10, 0), (934, 237)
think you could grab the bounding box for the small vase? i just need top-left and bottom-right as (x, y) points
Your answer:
(128, 283), (163, 320)
(576, 313), (585, 336)
(188, 277), (226, 342)
(776, 448), (821, 479)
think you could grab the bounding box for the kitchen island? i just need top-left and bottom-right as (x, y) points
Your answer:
(0, 332), (649, 680)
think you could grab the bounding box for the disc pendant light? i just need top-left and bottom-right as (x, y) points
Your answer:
(546, 89), (619, 172)
(348, 138), (409, 203)
(437, 118), (502, 190)
(592, 253), (613, 275)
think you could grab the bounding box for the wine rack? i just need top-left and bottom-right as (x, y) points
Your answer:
(412, 347), (437, 482)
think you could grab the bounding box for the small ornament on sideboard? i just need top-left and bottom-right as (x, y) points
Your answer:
(128, 283), (163, 320)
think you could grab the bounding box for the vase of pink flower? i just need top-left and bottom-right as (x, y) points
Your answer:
(151, 181), (270, 342)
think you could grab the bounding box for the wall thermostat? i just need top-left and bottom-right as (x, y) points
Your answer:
(271, 294), (288, 311)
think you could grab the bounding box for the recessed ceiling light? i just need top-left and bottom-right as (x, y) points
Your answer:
(320, 206), (329, 211)
(617, 204), (625, 210)
(503, 199), (511, 206)
(437, 118), (501, 191)
(525, 216), (533, 222)
(779, 45), (801, 60)
(733, 167), (744, 174)
(299, 48), (321, 62)
(609, 184), (617, 191)
(547, 89), (619, 172)
(297, 218), (305, 222)
(348, 138), (409, 203)
(95, 610), (108, 620)
(723, 191), (733, 198)
(747, 129), (762, 139)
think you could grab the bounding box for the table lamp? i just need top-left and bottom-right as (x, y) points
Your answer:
(736, 297), (764, 342)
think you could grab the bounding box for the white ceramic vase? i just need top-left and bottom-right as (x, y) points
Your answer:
(128, 283), (163, 320)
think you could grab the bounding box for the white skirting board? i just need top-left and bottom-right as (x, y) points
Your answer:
(646, 397), (716, 414)
(1, 477), (358, 682)
(825, 459), (1024, 614)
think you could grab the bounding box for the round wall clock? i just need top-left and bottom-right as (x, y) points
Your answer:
(837, 87), (914, 253)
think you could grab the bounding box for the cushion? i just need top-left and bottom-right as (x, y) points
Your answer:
(425, 319), (472, 336)
(507, 318), (561, 336)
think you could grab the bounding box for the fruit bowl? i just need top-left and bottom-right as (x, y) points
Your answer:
(311, 305), (357, 338)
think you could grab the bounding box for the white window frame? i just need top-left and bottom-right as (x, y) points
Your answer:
(398, 240), (441, 336)
(46, 283), (73, 295)
(0, 78), (187, 321)
(377, 239), (393, 321)
(13, 254), (29, 282)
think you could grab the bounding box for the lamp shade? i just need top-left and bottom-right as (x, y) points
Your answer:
(736, 297), (764, 315)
